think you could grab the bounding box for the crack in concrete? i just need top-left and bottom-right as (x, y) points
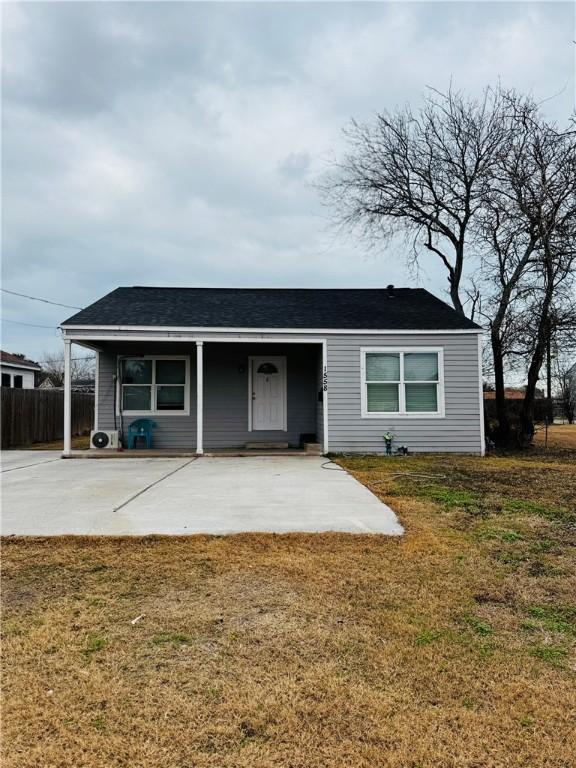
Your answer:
(1, 458), (62, 474)
(112, 457), (199, 514)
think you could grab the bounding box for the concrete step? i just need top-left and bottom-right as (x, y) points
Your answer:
(245, 441), (289, 450)
(304, 442), (323, 455)
(204, 450), (310, 457)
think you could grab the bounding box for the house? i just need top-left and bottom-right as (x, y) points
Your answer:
(38, 375), (55, 389)
(70, 378), (96, 394)
(39, 374), (95, 394)
(59, 286), (485, 456)
(0, 350), (41, 389)
(483, 386), (544, 400)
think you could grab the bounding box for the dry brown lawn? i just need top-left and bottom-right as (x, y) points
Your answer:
(533, 423), (576, 450)
(2, 448), (575, 767)
(23, 434), (91, 451)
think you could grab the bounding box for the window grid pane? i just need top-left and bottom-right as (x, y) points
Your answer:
(122, 385), (152, 411)
(156, 385), (185, 410)
(366, 353), (400, 381)
(156, 360), (186, 384)
(122, 359), (152, 384)
(405, 383), (438, 412)
(404, 353), (438, 382)
(367, 383), (399, 412)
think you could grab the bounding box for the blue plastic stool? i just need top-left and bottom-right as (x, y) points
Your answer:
(127, 418), (156, 449)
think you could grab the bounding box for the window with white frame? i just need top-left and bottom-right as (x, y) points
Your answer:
(361, 348), (443, 416)
(120, 357), (189, 414)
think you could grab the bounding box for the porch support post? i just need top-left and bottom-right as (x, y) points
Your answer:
(63, 339), (72, 456)
(196, 341), (204, 455)
(94, 350), (99, 431)
(322, 340), (329, 455)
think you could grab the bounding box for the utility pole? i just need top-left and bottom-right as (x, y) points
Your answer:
(546, 325), (552, 407)
(545, 313), (555, 443)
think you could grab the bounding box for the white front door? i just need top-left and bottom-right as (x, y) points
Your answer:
(250, 356), (287, 431)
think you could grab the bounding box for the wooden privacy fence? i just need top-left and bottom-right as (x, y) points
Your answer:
(484, 397), (550, 427)
(1, 389), (94, 448)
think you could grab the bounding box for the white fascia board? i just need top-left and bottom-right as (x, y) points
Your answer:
(61, 334), (327, 344)
(1, 361), (41, 371)
(61, 325), (483, 335)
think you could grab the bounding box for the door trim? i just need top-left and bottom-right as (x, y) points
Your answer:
(248, 356), (287, 432)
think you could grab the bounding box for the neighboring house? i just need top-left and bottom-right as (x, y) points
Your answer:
(39, 374), (95, 393)
(59, 286), (485, 455)
(38, 375), (58, 389)
(483, 387), (544, 400)
(0, 350), (41, 389)
(71, 378), (96, 394)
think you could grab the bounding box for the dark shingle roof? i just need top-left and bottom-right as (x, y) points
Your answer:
(61, 287), (481, 331)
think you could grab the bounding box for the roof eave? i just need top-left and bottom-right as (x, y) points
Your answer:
(1, 361), (42, 371)
(60, 324), (483, 334)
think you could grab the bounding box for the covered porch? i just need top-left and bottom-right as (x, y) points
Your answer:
(62, 336), (328, 456)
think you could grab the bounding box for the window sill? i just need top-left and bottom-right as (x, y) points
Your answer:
(361, 411), (445, 419)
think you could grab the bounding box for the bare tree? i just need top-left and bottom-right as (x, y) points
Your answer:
(478, 105), (576, 445)
(514, 123), (576, 446)
(320, 86), (510, 313)
(40, 351), (95, 387)
(321, 86), (575, 448)
(476, 95), (543, 444)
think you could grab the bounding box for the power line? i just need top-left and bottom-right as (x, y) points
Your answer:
(1, 318), (58, 329)
(1, 288), (82, 310)
(44, 355), (95, 361)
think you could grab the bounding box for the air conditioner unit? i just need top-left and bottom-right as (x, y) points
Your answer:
(90, 430), (119, 450)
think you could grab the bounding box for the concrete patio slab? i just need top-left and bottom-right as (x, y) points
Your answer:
(1, 450), (64, 473)
(1, 453), (403, 536)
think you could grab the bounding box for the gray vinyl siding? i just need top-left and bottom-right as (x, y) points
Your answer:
(326, 333), (482, 454)
(97, 343), (319, 450)
(203, 344), (318, 448)
(97, 347), (197, 449)
(90, 329), (482, 453)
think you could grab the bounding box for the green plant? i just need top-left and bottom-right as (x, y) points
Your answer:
(84, 634), (106, 657)
(526, 606), (575, 635)
(425, 487), (478, 508)
(415, 628), (441, 646)
(152, 632), (191, 646)
(518, 715), (534, 728)
(475, 526), (522, 542)
(530, 645), (567, 667)
(463, 616), (492, 636)
(91, 714), (107, 732)
(502, 499), (567, 520)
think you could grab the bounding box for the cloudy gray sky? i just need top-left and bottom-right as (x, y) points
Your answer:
(2, 1), (574, 359)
